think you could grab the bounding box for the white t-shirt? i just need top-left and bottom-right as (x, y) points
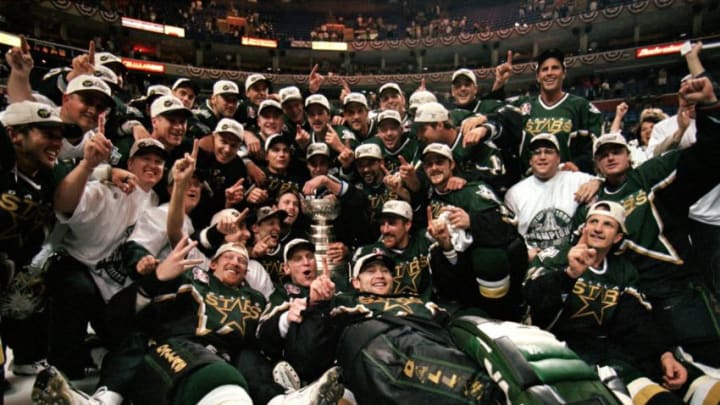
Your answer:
(647, 115), (720, 225)
(505, 171), (594, 249)
(57, 181), (159, 300)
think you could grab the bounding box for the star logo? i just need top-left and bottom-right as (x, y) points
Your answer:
(570, 288), (617, 325)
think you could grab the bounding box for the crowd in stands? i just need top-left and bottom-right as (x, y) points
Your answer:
(2, 23), (720, 404)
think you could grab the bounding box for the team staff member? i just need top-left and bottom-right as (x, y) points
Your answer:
(515, 48), (602, 173)
(526, 201), (720, 405)
(575, 76), (720, 367)
(504, 133), (599, 256)
(47, 137), (166, 380)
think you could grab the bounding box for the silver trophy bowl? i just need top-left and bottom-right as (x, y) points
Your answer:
(301, 196), (344, 275)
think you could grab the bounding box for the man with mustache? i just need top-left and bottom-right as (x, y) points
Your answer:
(422, 143), (527, 321)
(250, 206), (289, 284)
(342, 92), (375, 145)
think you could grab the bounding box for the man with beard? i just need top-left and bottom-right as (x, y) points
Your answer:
(47, 137), (166, 380)
(422, 143), (527, 320)
(515, 48), (601, 174)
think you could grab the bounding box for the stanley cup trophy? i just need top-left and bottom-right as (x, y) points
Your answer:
(300, 196), (345, 277)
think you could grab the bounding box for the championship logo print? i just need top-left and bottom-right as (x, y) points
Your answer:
(37, 108), (51, 118)
(164, 99), (174, 107)
(82, 80), (94, 87)
(526, 208), (572, 248)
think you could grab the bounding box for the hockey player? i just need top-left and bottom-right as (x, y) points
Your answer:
(515, 48), (602, 173)
(526, 201), (720, 405)
(575, 76), (720, 367)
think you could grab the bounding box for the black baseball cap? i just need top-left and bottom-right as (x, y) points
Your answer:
(536, 48), (566, 72)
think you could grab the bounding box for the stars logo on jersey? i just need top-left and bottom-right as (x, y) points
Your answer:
(570, 279), (619, 325)
(589, 103), (600, 114)
(474, 184), (499, 204)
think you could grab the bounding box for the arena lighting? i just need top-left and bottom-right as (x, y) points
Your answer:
(312, 41), (348, 51)
(164, 25), (186, 38)
(0, 31), (21, 47)
(121, 58), (166, 73)
(121, 17), (185, 38)
(241, 36), (278, 48)
(121, 17), (164, 34)
(635, 42), (684, 59)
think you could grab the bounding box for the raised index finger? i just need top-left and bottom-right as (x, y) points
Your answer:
(426, 205), (434, 228)
(191, 139), (199, 161)
(310, 63), (319, 76)
(506, 50), (513, 65)
(20, 35), (30, 54)
(341, 78), (351, 93)
(88, 40), (95, 65)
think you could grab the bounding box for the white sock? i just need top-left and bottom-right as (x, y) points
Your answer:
(196, 384), (253, 405)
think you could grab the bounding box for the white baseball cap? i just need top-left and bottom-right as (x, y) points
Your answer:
(1, 101), (65, 127)
(381, 200), (412, 221)
(409, 90), (437, 111)
(214, 118), (244, 142)
(283, 238), (315, 263)
(351, 247), (394, 279)
(529, 133), (560, 151)
(343, 92), (368, 109)
(355, 143), (383, 160)
(279, 86), (303, 104)
(91, 65), (119, 88)
(258, 99), (283, 116)
(305, 94), (330, 111)
(94, 52), (124, 69)
(213, 80), (240, 96)
(306, 142), (331, 159)
(264, 133), (291, 152)
(65, 74), (113, 106)
(146, 84), (172, 99)
(377, 109), (402, 125)
(129, 137), (167, 159)
(255, 205), (289, 225)
(593, 132), (629, 156)
(586, 200), (627, 233)
(245, 73), (270, 92)
(150, 95), (192, 118)
(414, 102), (448, 123)
(212, 243), (249, 261)
(379, 82), (402, 96)
(422, 143), (454, 162)
(452, 68), (477, 86)
(172, 78), (199, 93)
